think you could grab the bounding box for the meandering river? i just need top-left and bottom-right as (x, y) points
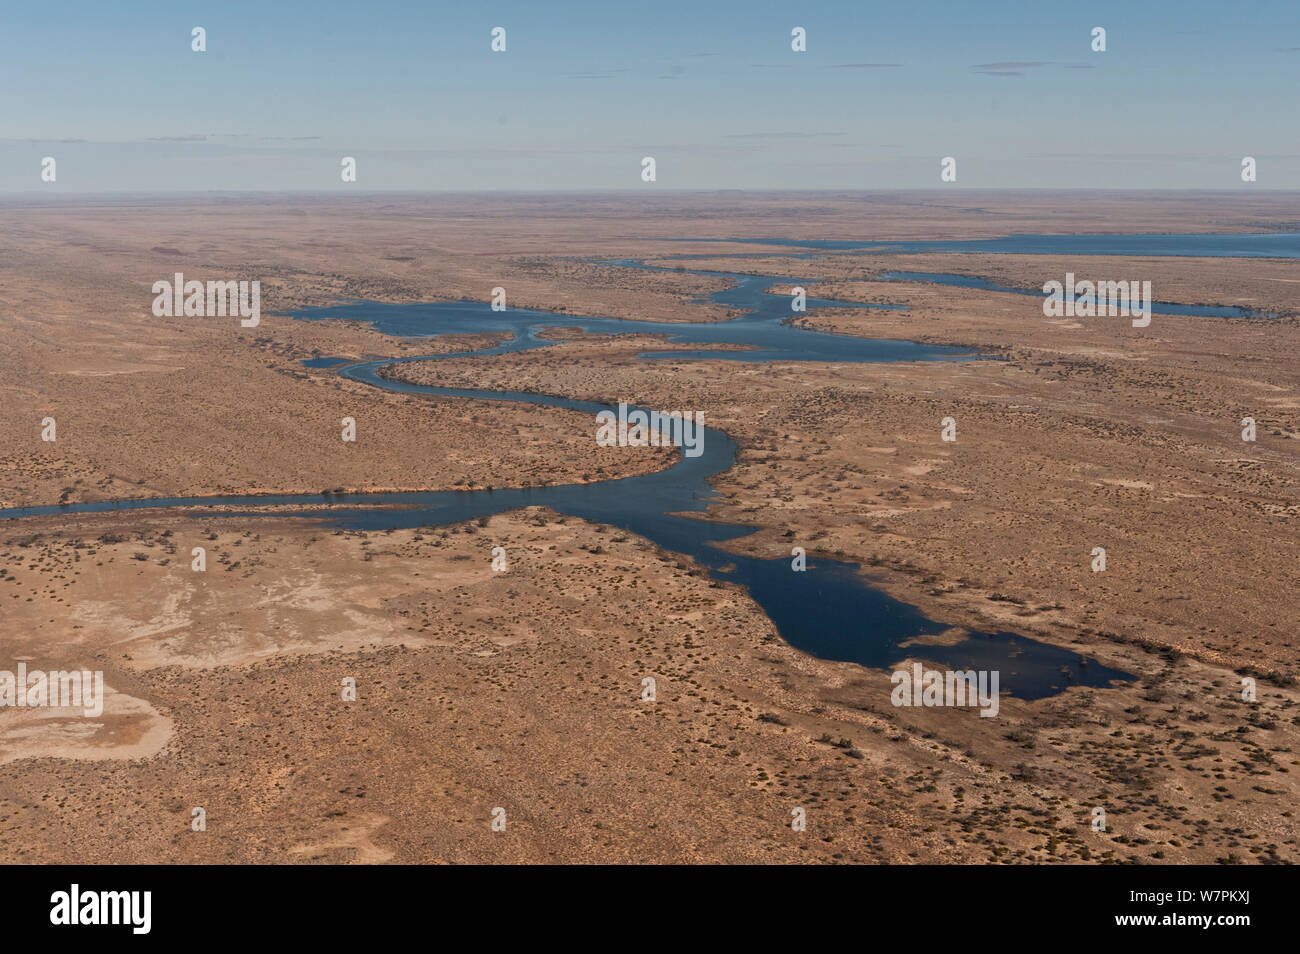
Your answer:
(0, 251), (1163, 699)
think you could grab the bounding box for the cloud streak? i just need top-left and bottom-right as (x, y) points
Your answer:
(971, 61), (1048, 77)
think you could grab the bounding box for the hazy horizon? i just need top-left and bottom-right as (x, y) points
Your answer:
(5, 187), (1300, 197)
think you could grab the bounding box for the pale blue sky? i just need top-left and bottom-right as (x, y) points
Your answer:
(3, 0), (1298, 190)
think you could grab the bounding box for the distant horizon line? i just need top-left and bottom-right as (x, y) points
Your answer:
(0, 187), (1294, 197)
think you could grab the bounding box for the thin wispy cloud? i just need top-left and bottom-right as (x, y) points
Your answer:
(559, 68), (631, 80)
(725, 132), (848, 139)
(16, 135), (322, 146)
(830, 63), (903, 69)
(971, 61), (1048, 76)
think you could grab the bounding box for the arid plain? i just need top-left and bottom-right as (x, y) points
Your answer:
(1, 192), (1297, 864)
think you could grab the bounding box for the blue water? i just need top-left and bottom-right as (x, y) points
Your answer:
(0, 255), (1135, 700)
(665, 232), (1300, 258)
(288, 263), (971, 365)
(301, 356), (349, 368)
(881, 271), (1274, 319)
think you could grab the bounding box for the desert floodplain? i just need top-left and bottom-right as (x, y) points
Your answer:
(0, 191), (1297, 863)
